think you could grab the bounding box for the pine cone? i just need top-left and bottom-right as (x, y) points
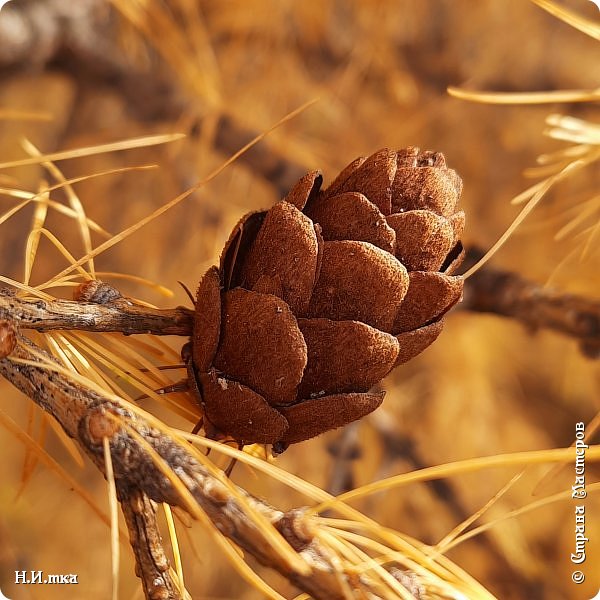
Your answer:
(186, 147), (464, 452)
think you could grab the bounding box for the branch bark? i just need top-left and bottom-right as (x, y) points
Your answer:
(0, 288), (193, 336)
(462, 249), (600, 357)
(118, 486), (182, 600)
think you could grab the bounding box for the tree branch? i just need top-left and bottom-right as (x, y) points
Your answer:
(118, 486), (182, 600)
(462, 249), (600, 357)
(0, 287), (193, 337)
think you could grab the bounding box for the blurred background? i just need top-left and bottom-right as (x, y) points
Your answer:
(0, 1), (599, 599)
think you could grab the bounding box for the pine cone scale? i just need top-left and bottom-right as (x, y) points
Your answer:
(200, 369), (289, 444)
(307, 240), (409, 331)
(387, 210), (455, 271)
(239, 201), (319, 315)
(277, 392), (385, 446)
(212, 288), (307, 405)
(329, 148), (397, 214)
(393, 272), (463, 333)
(305, 191), (396, 253)
(192, 266), (221, 372)
(283, 170), (322, 210)
(220, 211), (267, 290)
(392, 167), (460, 215)
(297, 318), (400, 399)
(394, 320), (445, 367)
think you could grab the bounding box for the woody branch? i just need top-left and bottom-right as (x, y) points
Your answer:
(1, 263), (599, 352)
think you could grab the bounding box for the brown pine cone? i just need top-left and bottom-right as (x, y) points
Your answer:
(186, 147), (464, 452)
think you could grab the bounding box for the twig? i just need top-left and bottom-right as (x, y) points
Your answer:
(118, 486), (182, 600)
(462, 248), (600, 357)
(0, 333), (388, 600)
(0, 288), (193, 336)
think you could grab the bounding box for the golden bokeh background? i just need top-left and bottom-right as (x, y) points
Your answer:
(0, 1), (599, 599)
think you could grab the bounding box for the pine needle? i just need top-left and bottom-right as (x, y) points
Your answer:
(24, 184), (50, 286)
(0, 134), (185, 170)
(103, 436), (120, 600)
(441, 482), (600, 553)
(163, 504), (186, 596)
(463, 160), (584, 278)
(0, 408), (110, 528)
(23, 139), (96, 276)
(447, 86), (600, 104)
(529, 0), (600, 40)
(38, 99), (319, 289)
(314, 446), (600, 511)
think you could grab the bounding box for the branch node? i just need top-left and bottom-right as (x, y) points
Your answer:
(0, 318), (17, 358)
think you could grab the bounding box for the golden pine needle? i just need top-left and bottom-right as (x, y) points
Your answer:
(322, 527), (465, 600)
(536, 143), (592, 165)
(554, 195), (600, 240)
(0, 134), (185, 170)
(46, 332), (115, 393)
(29, 228), (92, 281)
(23, 139), (96, 276)
(38, 99), (318, 289)
(29, 164), (158, 201)
(0, 190), (110, 236)
(447, 86), (600, 104)
(62, 333), (165, 401)
(103, 436), (120, 600)
(68, 334), (198, 424)
(150, 337), (182, 362)
(44, 415), (85, 468)
(163, 504), (186, 596)
(0, 408), (111, 527)
(0, 275), (54, 299)
(15, 405), (46, 499)
(544, 244), (585, 287)
(442, 482), (600, 553)
(0, 199), (29, 225)
(529, 0), (600, 40)
(104, 333), (168, 384)
(310, 531), (357, 600)
(463, 160), (584, 278)
(434, 472), (524, 553)
(311, 447), (600, 513)
(114, 333), (179, 361)
(24, 184), (50, 286)
(331, 521), (489, 597)
(580, 216), (600, 259)
(546, 124), (600, 146)
(316, 528), (413, 599)
(532, 411), (600, 496)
